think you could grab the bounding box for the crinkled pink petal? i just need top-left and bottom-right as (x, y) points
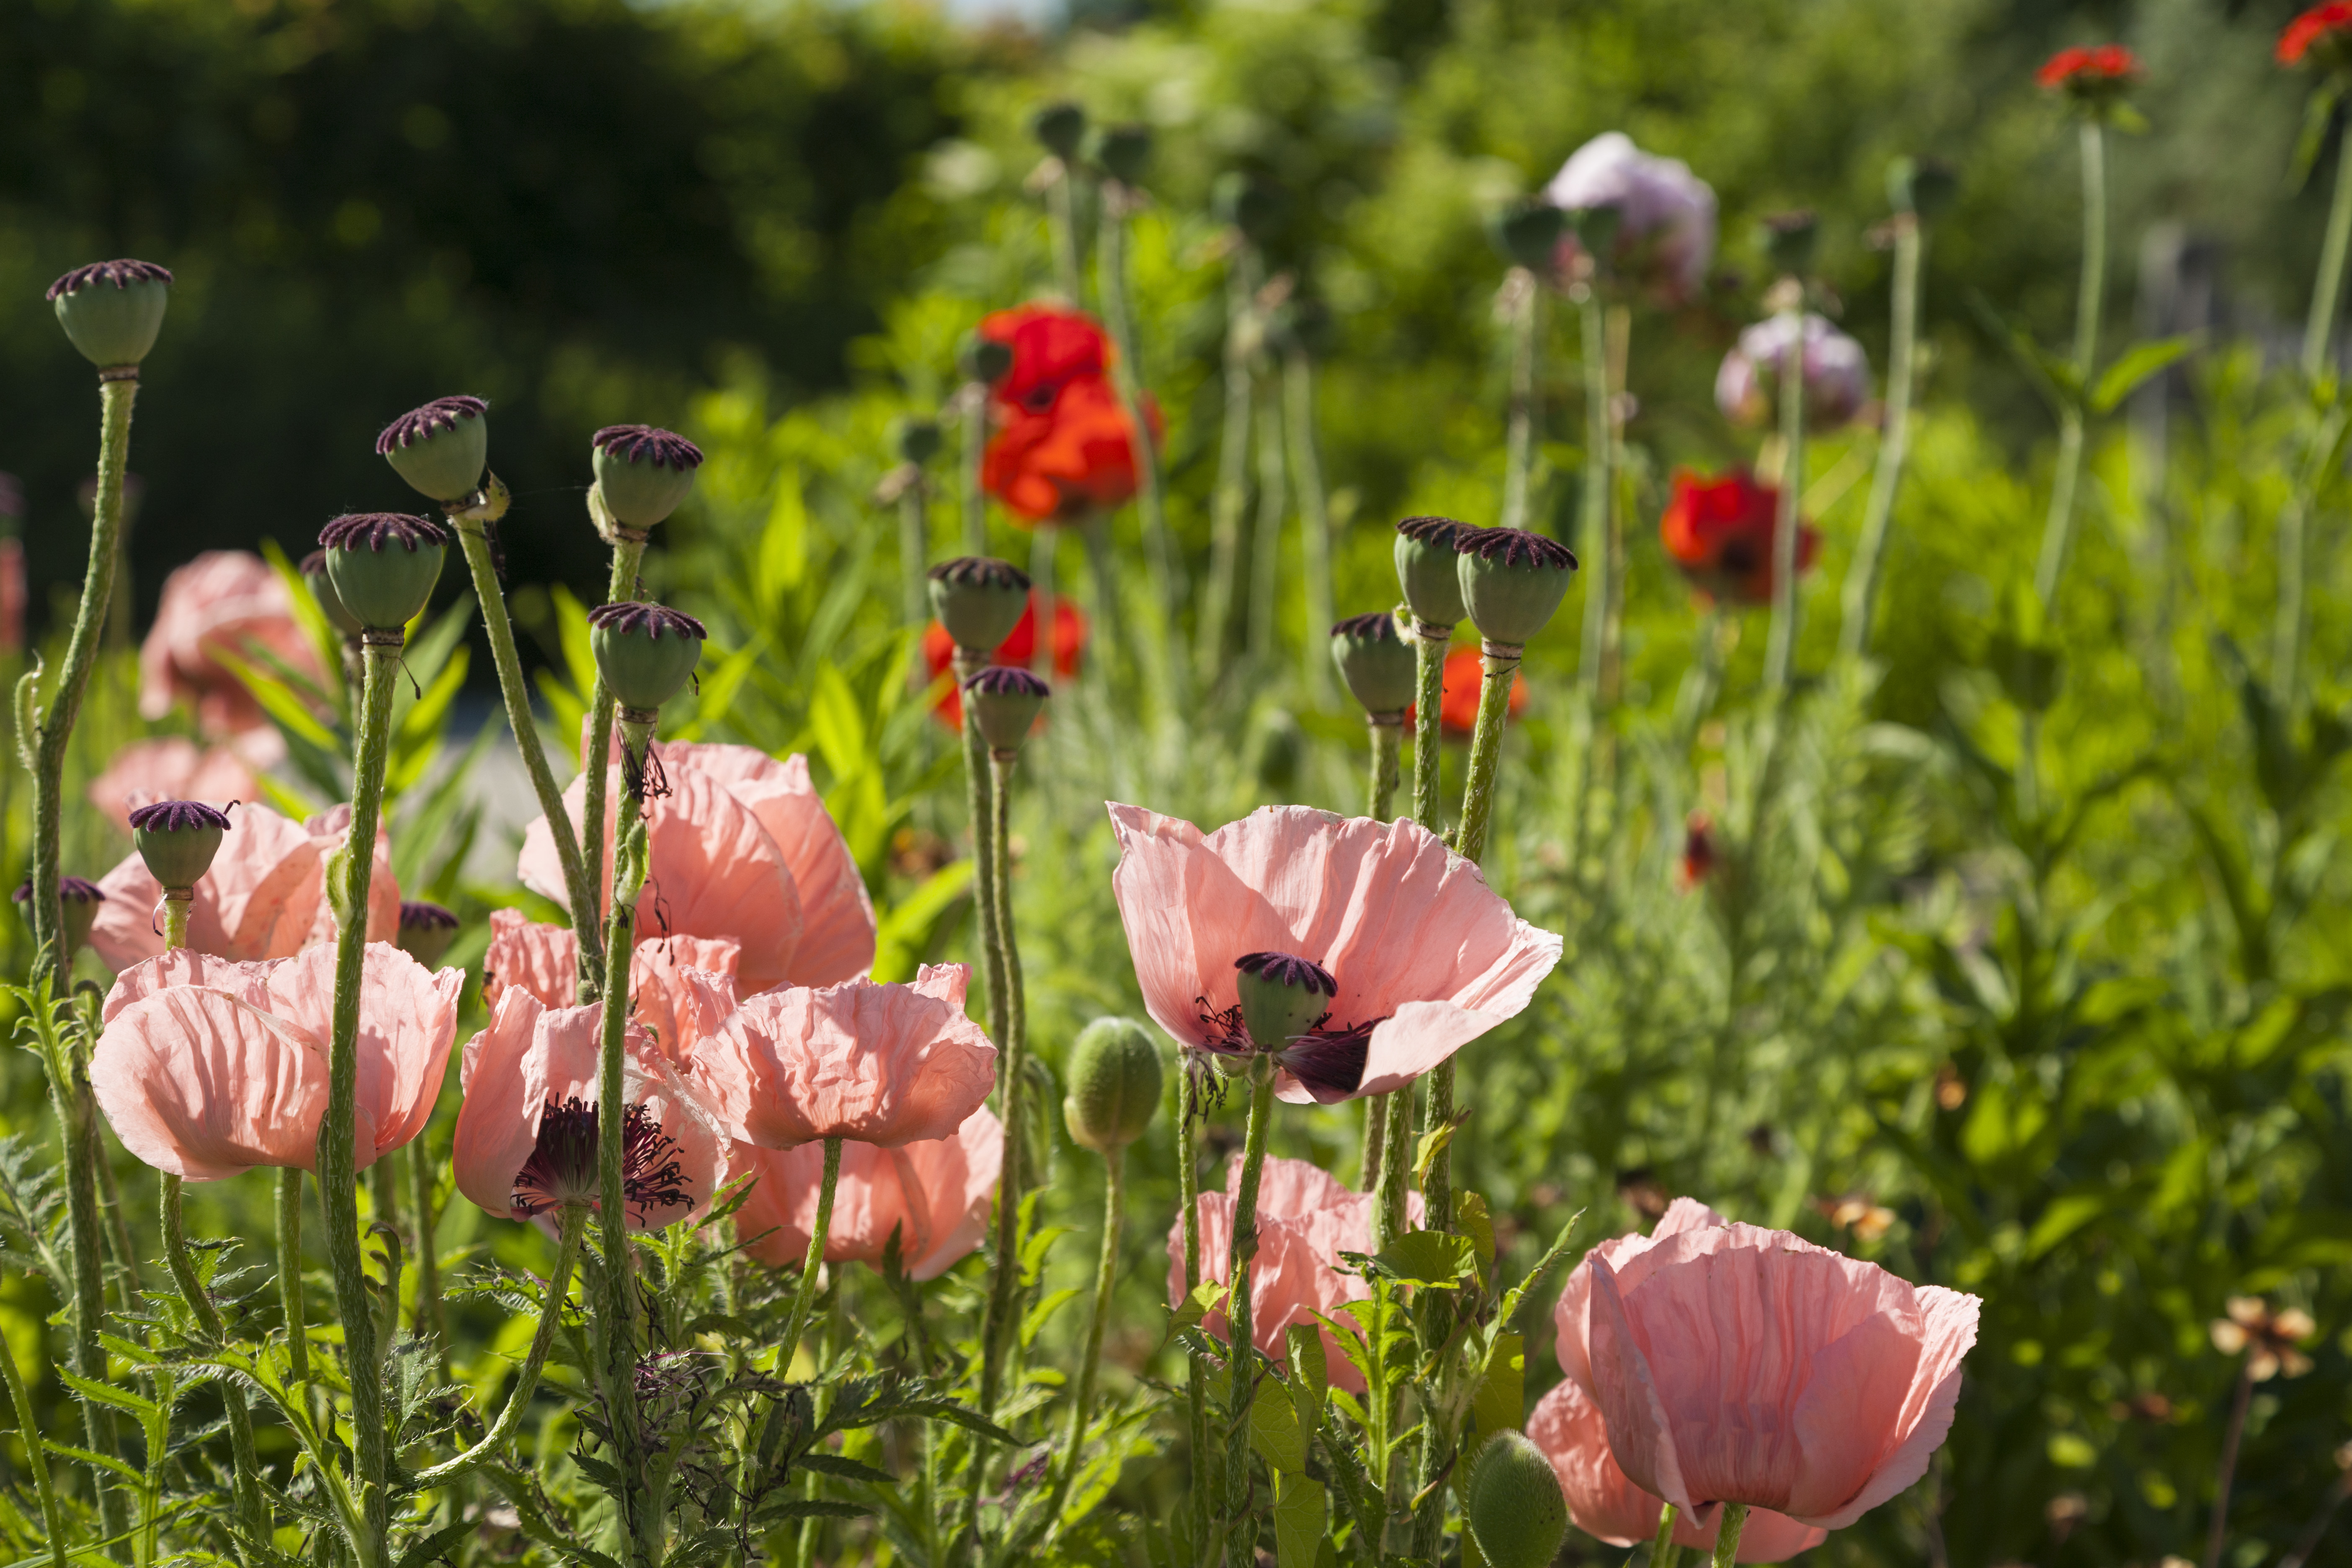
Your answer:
(482, 909), (580, 1011)
(139, 551), (325, 735)
(91, 987), (330, 1180)
(1798, 1287), (1979, 1529)
(303, 805), (401, 947)
(732, 1106), (1001, 1280)
(482, 910), (741, 1050)
(89, 804), (325, 970)
(88, 738), (260, 832)
(691, 964), (995, 1148)
(1555, 1198), (1730, 1395)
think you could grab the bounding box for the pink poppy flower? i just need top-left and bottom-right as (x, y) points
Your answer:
(452, 986), (727, 1232)
(92, 944), (462, 1181)
(1581, 1215), (1981, 1530)
(138, 550), (325, 739)
(731, 1106), (1003, 1281)
(1527, 1379), (1828, 1560)
(88, 737), (262, 833)
(1553, 1197), (1732, 1395)
(688, 964), (996, 1150)
(1715, 313), (1872, 431)
(482, 908), (742, 1060)
(88, 803), (400, 972)
(1106, 804), (1563, 1104)
(1543, 132), (1718, 304)
(1169, 1154), (1421, 1395)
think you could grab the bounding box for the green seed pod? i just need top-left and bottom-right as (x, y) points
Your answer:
(1330, 611), (1416, 717)
(588, 601), (706, 713)
(961, 335), (1015, 387)
(1759, 209), (1820, 279)
(1091, 123), (1152, 186)
(1566, 202), (1624, 274)
(592, 424), (705, 530)
(1465, 1431), (1569, 1568)
(1488, 199), (1566, 273)
(895, 416), (944, 466)
(1063, 1016), (1163, 1153)
(396, 901), (461, 968)
(301, 549), (363, 639)
(47, 260), (173, 370)
(964, 666), (1049, 755)
(1212, 170), (1289, 249)
(1394, 515), (1470, 628)
(318, 513), (450, 632)
(377, 395), (490, 503)
(1888, 157), (1958, 223)
(129, 801), (232, 892)
(1456, 526), (1578, 646)
(1032, 101), (1088, 162)
(1233, 951), (1335, 1050)
(14, 877), (106, 955)
(927, 557), (1031, 651)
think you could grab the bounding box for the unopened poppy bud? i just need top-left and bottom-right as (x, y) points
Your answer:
(927, 557), (1031, 651)
(965, 666), (1049, 756)
(48, 260), (173, 371)
(301, 549), (363, 639)
(961, 335), (1015, 387)
(1456, 527), (1577, 646)
(317, 513), (450, 633)
(129, 800), (232, 893)
(1888, 157), (1958, 223)
(1063, 1016), (1163, 1153)
(895, 417), (944, 466)
(1759, 209), (1819, 279)
(591, 424), (704, 531)
(1212, 170), (1289, 248)
(588, 601), (706, 715)
(396, 901), (461, 967)
(1488, 199), (1566, 273)
(1234, 951), (1335, 1051)
(1394, 515), (1470, 629)
(1032, 101), (1088, 162)
(1465, 1431), (1569, 1568)
(1330, 611), (1416, 717)
(14, 877), (106, 955)
(1091, 123), (1152, 186)
(377, 395), (490, 503)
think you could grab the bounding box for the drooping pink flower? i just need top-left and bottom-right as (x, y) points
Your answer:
(93, 944), (461, 1181)
(138, 550), (325, 739)
(1715, 313), (1872, 431)
(1168, 1154), (1421, 1394)
(1527, 1379), (1828, 1560)
(482, 907), (743, 1060)
(1106, 804), (1563, 1104)
(1579, 1212), (1981, 1530)
(1543, 132), (1718, 304)
(88, 803), (400, 972)
(731, 1106), (1003, 1281)
(88, 737), (262, 833)
(451, 986), (727, 1232)
(688, 964), (997, 1150)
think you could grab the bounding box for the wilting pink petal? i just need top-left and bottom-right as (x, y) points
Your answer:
(1526, 1379), (1828, 1560)
(138, 550), (325, 738)
(690, 965), (996, 1149)
(88, 738), (260, 832)
(453, 988), (727, 1232)
(520, 766), (804, 995)
(1585, 1220), (1981, 1530)
(1107, 804), (1562, 1104)
(90, 804), (324, 970)
(1555, 1197), (1730, 1396)
(302, 805), (401, 950)
(732, 1106), (1001, 1280)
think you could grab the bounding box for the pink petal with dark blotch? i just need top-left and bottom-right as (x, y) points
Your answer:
(91, 987), (330, 1180)
(732, 1105), (1002, 1280)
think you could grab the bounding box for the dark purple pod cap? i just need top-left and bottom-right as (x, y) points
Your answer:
(127, 800), (235, 834)
(397, 900), (462, 967)
(928, 557), (1032, 652)
(1455, 526), (1577, 570)
(592, 426), (706, 529)
(1455, 526), (1578, 645)
(129, 799), (235, 890)
(15, 877), (107, 953)
(377, 396), (490, 503)
(585, 601), (707, 640)
(963, 665), (1050, 754)
(375, 396), (489, 456)
(46, 260), (175, 300)
(399, 900), (459, 931)
(592, 426), (705, 470)
(1235, 951), (1338, 995)
(14, 877), (106, 903)
(1234, 949), (1338, 1051)
(317, 512), (451, 553)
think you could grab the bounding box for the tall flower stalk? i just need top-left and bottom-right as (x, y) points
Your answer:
(1095, 135), (1185, 701)
(1284, 336), (1336, 705)
(1761, 297), (1811, 699)
(978, 725), (1036, 1411)
(1220, 1057), (1278, 1556)
(1199, 239), (1263, 679)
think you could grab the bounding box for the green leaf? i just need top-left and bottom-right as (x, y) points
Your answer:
(1413, 1110), (1470, 1186)
(392, 1517), (477, 1568)
(2089, 337), (2195, 414)
(44, 1438), (144, 1486)
(796, 1452), (896, 1485)
(1964, 289), (2081, 415)
(1160, 1279), (1231, 1354)
(1457, 1191), (1496, 1279)
(1470, 1331), (1524, 1440)
(1272, 1473), (1327, 1568)
(2293, 83), (2346, 188)
(1021, 1287), (1085, 1347)
(1249, 1379), (1307, 1475)
(59, 1368), (160, 1419)
(1366, 1230), (1476, 1289)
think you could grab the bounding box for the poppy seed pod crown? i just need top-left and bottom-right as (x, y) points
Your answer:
(1330, 611), (1417, 716)
(1032, 101), (1088, 162)
(377, 395), (490, 503)
(1887, 157), (1959, 222)
(300, 549), (363, 638)
(1063, 1016), (1163, 1153)
(1091, 123), (1152, 186)
(1759, 209), (1820, 279)
(1395, 515), (1471, 628)
(1489, 199), (1567, 273)
(928, 557), (1032, 651)
(317, 513), (451, 632)
(1212, 170), (1289, 248)
(1234, 950), (1336, 1051)
(1465, 1431), (1570, 1568)
(588, 601), (706, 714)
(48, 259), (173, 370)
(964, 666), (1050, 755)
(396, 900), (462, 967)
(1456, 526), (1578, 646)
(592, 424), (705, 529)
(894, 416), (944, 466)
(15, 877), (106, 954)
(961, 334), (1016, 386)
(129, 799), (234, 891)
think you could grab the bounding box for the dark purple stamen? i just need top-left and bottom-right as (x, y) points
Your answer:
(1278, 1019), (1381, 1104)
(512, 1096), (694, 1221)
(1457, 526), (1578, 571)
(127, 799), (234, 833)
(1395, 514), (1468, 550)
(927, 556), (1031, 593)
(318, 512), (450, 553)
(1330, 611), (1403, 643)
(398, 901), (459, 932)
(14, 878), (104, 904)
(586, 601), (706, 640)
(1235, 951), (1337, 996)
(963, 666), (1049, 698)
(46, 260), (173, 301)
(375, 396), (488, 456)
(593, 425), (705, 470)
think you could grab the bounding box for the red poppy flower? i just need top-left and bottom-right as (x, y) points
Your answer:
(1435, 645), (1527, 736)
(920, 591), (1088, 727)
(1658, 468), (1818, 607)
(1675, 812), (1717, 892)
(979, 305), (1111, 414)
(983, 374), (1161, 525)
(2035, 44), (2139, 92)
(2281, 2), (2352, 65)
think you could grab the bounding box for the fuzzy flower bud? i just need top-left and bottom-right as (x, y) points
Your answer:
(1456, 527), (1578, 646)
(1063, 1016), (1163, 1153)
(1330, 611), (1416, 717)
(47, 260), (173, 370)
(317, 513), (450, 632)
(592, 424), (705, 530)
(1465, 1431), (1570, 1568)
(964, 666), (1049, 756)
(396, 901), (461, 968)
(129, 800), (232, 893)
(14, 877), (106, 955)
(928, 557), (1032, 652)
(1233, 951), (1336, 1052)
(587, 601), (706, 715)
(377, 395), (490, 503)
(1394, 515), (1470, 629)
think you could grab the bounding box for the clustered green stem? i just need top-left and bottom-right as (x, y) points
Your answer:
(1220, 1060), (1278, 1555)
(1410, 624), (1448, 829)
(581, 527), (651, 931)
(1053, 1142), (1126, 1512)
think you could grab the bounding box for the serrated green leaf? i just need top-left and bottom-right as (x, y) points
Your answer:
(45, 1438), (144, 1486)
(392, 1517), (476, 1568)
(1470, 1331), (1524, 1439)
(59, 1367), (159, 1419)
(797, 1451), (895, 1485)
(1369, 1230), (1476, 1288)
(1249, 1379), (1306, 1475)
(1021, 1286), (1084, 1347)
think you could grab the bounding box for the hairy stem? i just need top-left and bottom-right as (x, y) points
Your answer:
(1367, 717), (1402, 821)
(1221, 1061), (1277, 1553)
(0, 1304), (67, 1568)
(596, 718), (655, 1567)
(1843, 215), (1923, 662)
(1358, 1088), (1389, 1193)
(1049, 166), (1084, 307)
(1455, 643), (1524, 865)
(580, 532), (649, 936)
(1178, 1065), (1212, 1565)
(1410, 626), (1448, 830)
(980, 751), (1030, 1413)
(1712, 1503), (1750, 1568)
(955, 648), (1009, 1050)
(1501, 272), (1542, 534)
(900, 486), (931, 635)
(278, 1167), (310, 1388)
(409, 1138), (448, 1374)
(778, 1139), (843, 1382)
(1054, 1144), (1127, 1512)
(1650, 1500), (1681, 1568)
(1574, 291), (1612, 703)
(414, 1204), (585, 1486)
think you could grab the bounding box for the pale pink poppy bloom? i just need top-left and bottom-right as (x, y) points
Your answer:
(1168, 1153), (1422, 1395)
(88, 737), (261, 833)
(689, 964), (996, 1150)
(138, 550), (325, 739)
(1715, 313), (1872, 431)
(731, 1105), (1002, 1281)
(1527, 1378), (1828, 1560)
(93, 943), (462, 1181)
(481, 908), (742, 1059)
(1583, 1217), (1982, 1530)
(452, 986), (727, 1232)
(1544, 132), (1719, 304)
(1107, 804), (1563, 1104)
(1554, 1197), (1731, 1395)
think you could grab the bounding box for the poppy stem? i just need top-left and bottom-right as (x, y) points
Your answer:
(0, 1294), (67, 1568)
(580, 527), (650, 949)
(2306, 108), (2352, 380)
(1285, 345), (1335, 706)
(1502, 270), (1542, 535)
(1761, 302), (1809, 700)
(1711, 1503), (1749, 1568)
(959, 382), (990, 556)
(2033, 118), (2107, 611)
(1410, 623), (1449, 830)
(1177, 1064), (1212, 1564)
(979, 750), (1030, 1414)
(1456, 641), (1523, 866)
(1367, 715), (1402, 821)
(1649, 1501), (1681, 1568)
(1048, 162), (1085, 308)
(778, 1138), (843, 1382)
(1052, 1142), (1127, 1518)
(1841, 212), (1923, 663)
(413, 1203), (585, 1487)
(1246, 358), (1289, 667)
(160, 890), (191, 950)
(1199, 245), (1260, 683)
(1098, 181), (1185, 706)
(1358, 1087), (1389, 1192)
(955, 647), (1010, 1052)
(160, 1174), (268, 1559)
(278, 1166), (310, 1387)
(1221, 1058), (1278, 1554)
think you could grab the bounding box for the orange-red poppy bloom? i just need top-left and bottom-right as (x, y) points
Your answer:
(1659, 468), (1817, 607)
(2281, 3), (2352, 64)
(983, 375), (1161, 524)
(920, 591), (1087, 727)
(979, 304), (1111, 414)
(1676, 811), (1717, 892)
(2036, 44), (2139, 91)
(1436, 645), (1528, 735)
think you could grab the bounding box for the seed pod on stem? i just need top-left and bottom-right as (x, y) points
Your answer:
(964, 666), (1049, 760)
(13, 877), (103, 958)
(1063, 1016), (1162, 1154)
(591, 424), (704, 536)
(48, 259), (172, 371)
(587, 601), (706, 723)
(318, 512), (449, 634)
(377, 395), (490, 504)
(396, 901), (461, 968)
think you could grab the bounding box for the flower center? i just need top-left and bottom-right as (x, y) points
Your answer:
(513, 1096), (695, 1220)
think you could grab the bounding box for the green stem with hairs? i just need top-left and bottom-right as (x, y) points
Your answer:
(1221, 1060), (1278, 1554)
(1246, 363), (1289, 666)
(1199, 248), (1259, 681)
(413, 1203), (585, 1486)
(955, 648), (1009, 1050)
(1762, 307), (1810, 700)
(1178, 1065), (1212, 1565)
(1286, 348), (1335, 704)
(1410, 625), (1448, 830)
(278, 1168), (309, 1389)
(0, 1304), (67, 1568)
(1358, 1088), (1389, 1192)
(1098, 182), (1184, 701)
(453, 519), (604, 1001)
(161, 893), (191, 952)
(1712, 1503), (1750, 1568)
(1455, 644), (1523, 866)
(320, 633), (402, 1568)
(1052, 1144), (1127, 1515)
(409, 1139), (448, 1372)
(580, 531), (650, 935)
(777, 1138), (842, 1382)
(1367, 717), (1402, 821)
(980, 750), (1029, 1413)
(1502, 272), (1542, 534)
(1842, 214), (1923, 662)
(162, 1174), (268, 1558)
(1650, 1500), (1681, 1568)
